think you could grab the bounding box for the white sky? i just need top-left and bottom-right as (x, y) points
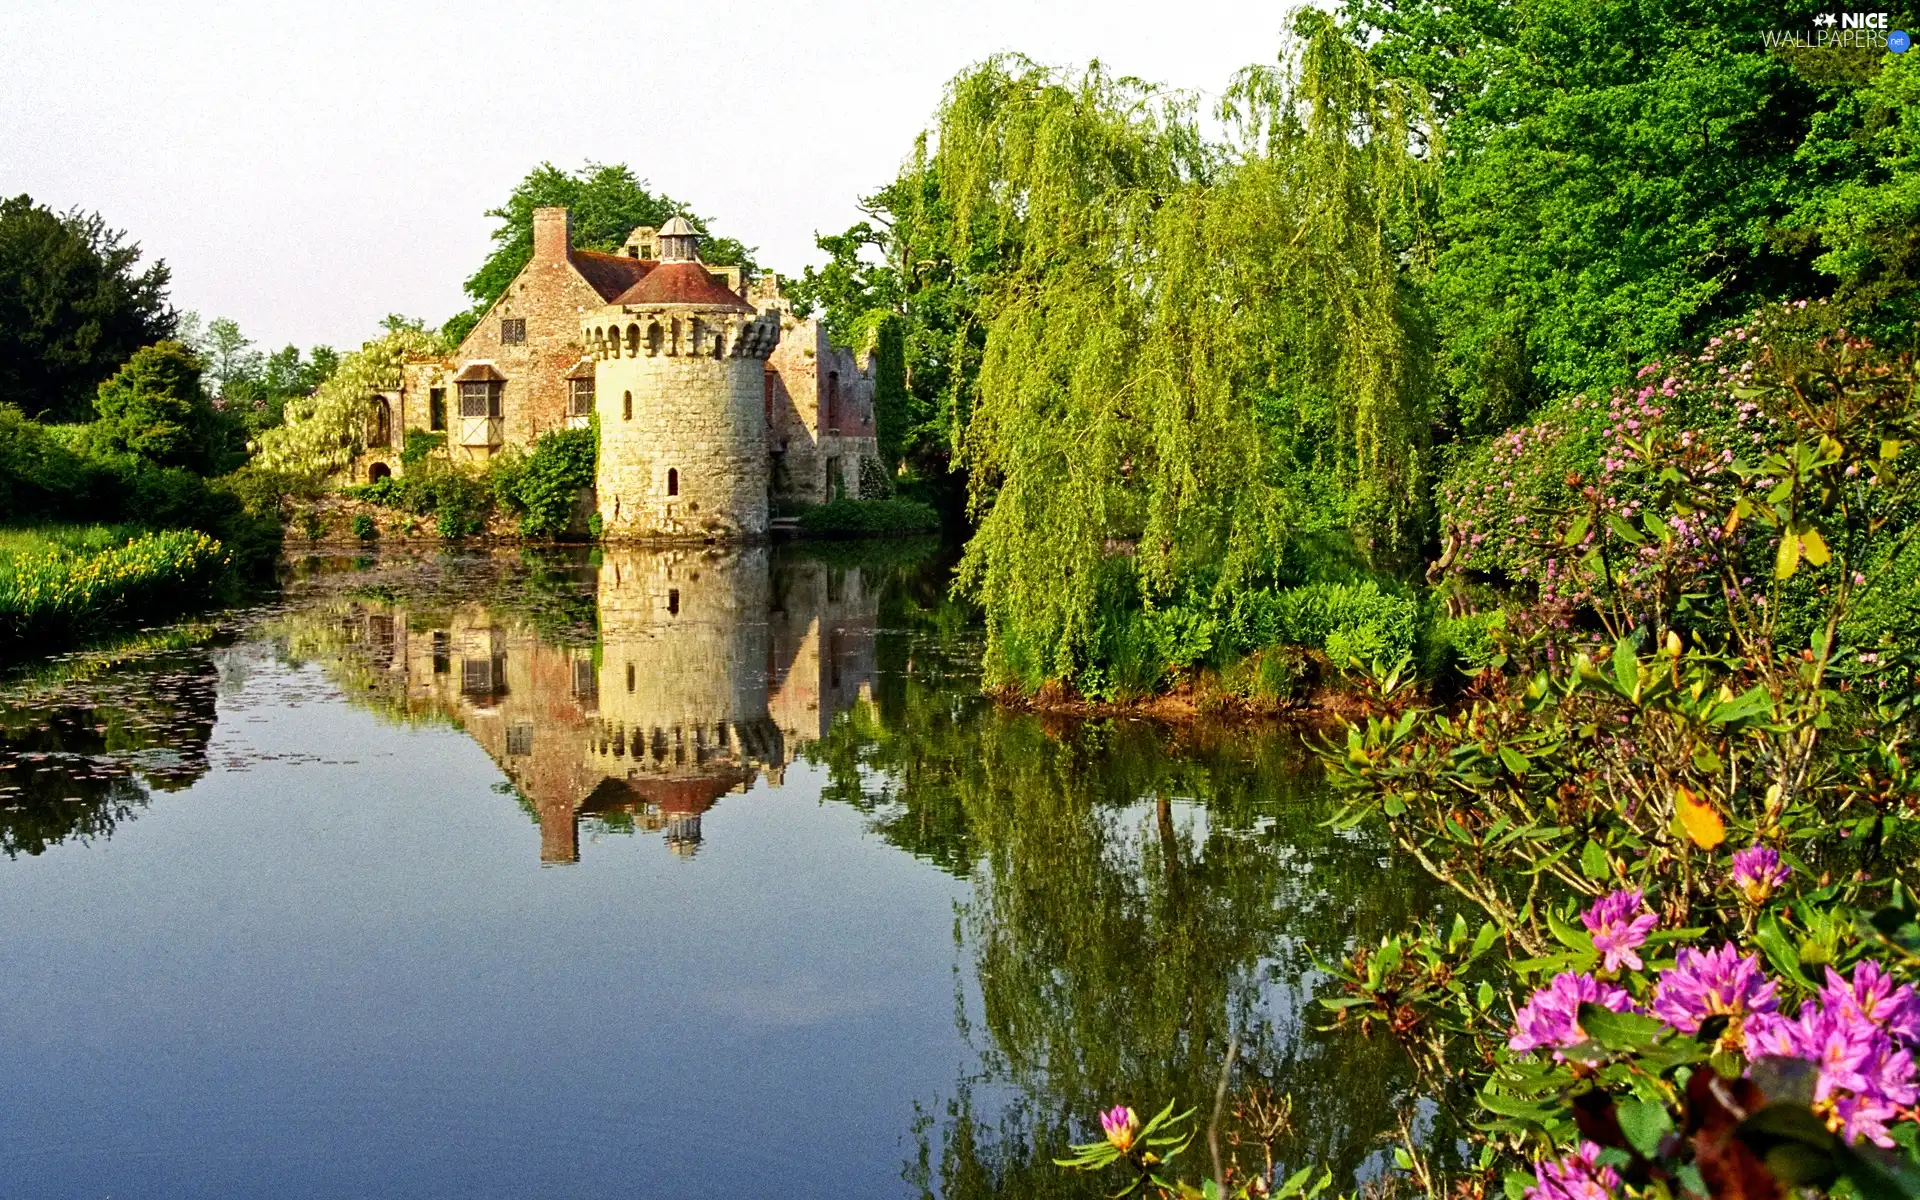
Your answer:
(0, 0), (1296, 354)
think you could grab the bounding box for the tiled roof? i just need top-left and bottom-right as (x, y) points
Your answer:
(612, 260), (753, 310)
(570, 250), (653, 302)
(563, 357), (595, 380)
(452, 361), (506, 382)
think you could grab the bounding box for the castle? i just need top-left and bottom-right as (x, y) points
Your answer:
(360, 207), (882, 539)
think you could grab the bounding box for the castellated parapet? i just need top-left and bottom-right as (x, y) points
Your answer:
(584, 219), (782, 541)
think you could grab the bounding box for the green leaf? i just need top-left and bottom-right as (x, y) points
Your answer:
(1548, 909), (1596, 953)
(1504, 1172), (1533, 1200)
(1777, 530), (1802, 579)
(1617, 1099), (1675, 1158)
(1580, 839), (1610, 880)
(1577, 1004), (1666, 1051)
(1499, 745), (1530, 776)
(1612, 638), (1638, 698)
(1607, 513), (1646, 545)
(1755, 911), (1804, 981)
(1562, 514), (1590, 548)
(1710, 684), (1773, 725)
(1477, 981), (1495, 1010)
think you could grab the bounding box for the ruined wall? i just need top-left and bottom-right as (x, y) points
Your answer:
(761, 310), (882, 505)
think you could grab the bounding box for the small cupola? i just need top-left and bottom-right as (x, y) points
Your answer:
(657, 215), (700, 263)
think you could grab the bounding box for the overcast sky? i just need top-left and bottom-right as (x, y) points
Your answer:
(1, 1), (1295, 354)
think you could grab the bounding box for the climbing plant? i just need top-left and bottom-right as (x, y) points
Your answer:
(252, 328), (442, 478)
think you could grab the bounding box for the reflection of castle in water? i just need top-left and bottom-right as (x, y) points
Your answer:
(351, 549), (876, 862)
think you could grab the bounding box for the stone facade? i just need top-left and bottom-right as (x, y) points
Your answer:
(356, 206), (882, 540)
(319, 547), (877, 863)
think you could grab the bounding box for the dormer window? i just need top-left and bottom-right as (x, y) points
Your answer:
(500, 318), (526, 345)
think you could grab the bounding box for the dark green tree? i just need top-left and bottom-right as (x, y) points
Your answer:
(446, 163), (756, 343)
(0, 195), (176, 423)
(92, 341), (229, 472)
(1341, 0), (1892, 435)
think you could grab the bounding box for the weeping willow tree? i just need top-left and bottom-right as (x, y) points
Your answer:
(252, 328), (443, 477)
(946, 12), (1438, 691)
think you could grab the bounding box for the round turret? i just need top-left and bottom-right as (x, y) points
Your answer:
(584, 259), (782, 540)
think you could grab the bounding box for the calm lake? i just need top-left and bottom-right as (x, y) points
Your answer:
(0, 544), (1439, 1199)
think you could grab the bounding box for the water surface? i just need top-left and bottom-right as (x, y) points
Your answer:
(0, 546), (1439, 1198)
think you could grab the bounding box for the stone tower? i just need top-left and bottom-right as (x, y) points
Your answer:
(584, 217), (783, 540)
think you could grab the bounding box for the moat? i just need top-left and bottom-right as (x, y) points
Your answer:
(0, 545), (1438, 1199)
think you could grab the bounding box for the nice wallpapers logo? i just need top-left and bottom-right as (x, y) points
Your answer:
(1762, 11), (1912, 51)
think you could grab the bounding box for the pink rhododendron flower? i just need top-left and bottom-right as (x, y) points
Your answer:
(1510, 972), (1636, 1057)
(1581, 889), (1659, 972)
(1728, 846), (1790, 906)
(1525, 1141), (1619, 1200)
(1650, 943), (1776, 1036)
(1098, 1105), (1137, 1152)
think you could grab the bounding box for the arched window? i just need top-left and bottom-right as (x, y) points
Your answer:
(369, 461), (392, 482)
(625, 324), (640, 356)
(622, 391), (632, 421)
(370, 397), (392, 447)
(625, 663), (635, 693)
(826, 371), (840, 431)
(666, 468), (679, 496)
(646, 322), (663, 356)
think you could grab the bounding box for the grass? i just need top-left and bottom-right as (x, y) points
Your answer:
(0, 525), (231, 653)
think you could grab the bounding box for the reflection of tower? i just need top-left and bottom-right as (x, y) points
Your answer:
(767, 557), (880, 765)
(585, 547), (780, 856)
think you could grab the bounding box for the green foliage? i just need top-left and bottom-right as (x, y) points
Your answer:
(1311, 317), (1920, 1200)
(253, 327), (443, 478)
(0, 529), (228, 650)
(346, 462), (494, 539)
(942, 15), (1437, 695)
(495, 426), (595, 539)
(450, 162), (754, 336)
(0, 195), (175, 423)
(794, 497), (940, 538)
(856, 453), (894, 500)
(350, 514), (375, 541)
(189, 314), (337, 437)
(1344, 0), (1917, 435)
(398, 429), (443, 467)
(91, 341), (233, 473)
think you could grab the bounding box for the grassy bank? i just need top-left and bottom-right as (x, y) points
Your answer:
(0, 526), (232, 654)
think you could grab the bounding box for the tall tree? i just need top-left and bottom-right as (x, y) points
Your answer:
(0, 195), (176, 423)
(1342, 0), (1882, 435)
(446, 163), (756, 344)
(940, 13), (1437, 691)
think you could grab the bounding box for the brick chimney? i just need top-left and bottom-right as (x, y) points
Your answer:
(532, 207), (572, 262)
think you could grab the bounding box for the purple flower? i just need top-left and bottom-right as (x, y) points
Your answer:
(1581, 889), (1659, 972)
(1821, 960), (1920, 1045)
(1747, 962), (1920, 1147)
(1729, 846), (1790, 907)
(1650, 943), (1777, 1036)
(1098, 1105), (1138, 1152)
(1525, 1141), (1619, 1200)
(1510, 972), (1636, 1057)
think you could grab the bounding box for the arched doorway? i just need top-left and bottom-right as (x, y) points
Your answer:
(368, 462), (392, 483)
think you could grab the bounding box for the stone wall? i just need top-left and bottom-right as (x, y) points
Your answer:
(591, 308), (779, 540)
(762, 312), (882, 505)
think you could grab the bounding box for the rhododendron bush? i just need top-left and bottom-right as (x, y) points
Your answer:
(1310, 306), (1920, 1200)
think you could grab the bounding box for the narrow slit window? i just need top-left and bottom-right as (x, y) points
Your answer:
(429, 387), (446, 431)
(666, 468), (678, 497)
(667, 588), (680, 617)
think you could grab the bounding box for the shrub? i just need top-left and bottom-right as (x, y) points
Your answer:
(399, 429), (444, 467)
(794, 497), (939, 538)
(351, 514), (376, 541)
(1230, 579), (1419, 666)
(92, 341), (236, 473)
(857, 455), (894, 499)
(499, 426), (594, 538)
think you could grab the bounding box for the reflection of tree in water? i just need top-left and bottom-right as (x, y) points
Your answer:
(809, 582), (1456, 1196)
(0, 653), (218, 856)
